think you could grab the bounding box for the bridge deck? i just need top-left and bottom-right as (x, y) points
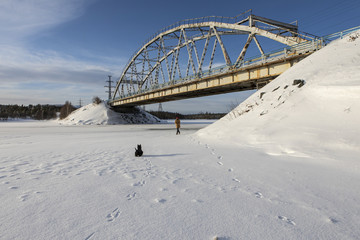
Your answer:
(109, 53), (311, 108)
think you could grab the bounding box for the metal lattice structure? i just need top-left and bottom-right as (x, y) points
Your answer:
(112, 11), (317, 102)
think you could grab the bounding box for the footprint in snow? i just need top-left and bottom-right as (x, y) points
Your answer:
(172, 178), (183, 184)
(278, 216), (296, 226)
(255, 192), (263, 198)
(126, 192), (136, 200)
(232, 178), (240, 183)
(328, 217), (340, 224)
(154, 198), (167, 204)
(19, 194), (30, 202)
(106, 208), (121, 222)
(217, 161), (223, 166)
(132, 180), (146, 187)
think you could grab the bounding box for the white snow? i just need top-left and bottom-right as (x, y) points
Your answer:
(1, 31), (360, 240)
(198, 31), (360, 164)
(60, 102), (161, 125)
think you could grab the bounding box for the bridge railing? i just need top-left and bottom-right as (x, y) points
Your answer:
(112, 26), (360, 101)
(322, 25), (360, 43)
(149, 10), (252, 42)
(114, 40), (321, 99)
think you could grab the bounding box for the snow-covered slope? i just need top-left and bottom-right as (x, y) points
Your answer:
(197, 31), (360, 160)
(59, 102), (160, 125)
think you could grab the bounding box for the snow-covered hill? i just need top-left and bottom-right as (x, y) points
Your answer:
(59, 102), (161, 125)
(197, 31), (360, 161)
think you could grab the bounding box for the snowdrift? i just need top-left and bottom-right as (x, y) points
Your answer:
(59, 102), (160, 125)
(197, 31), (360, 158)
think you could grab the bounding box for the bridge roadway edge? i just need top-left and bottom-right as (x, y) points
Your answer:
(110, 52), (312, 109)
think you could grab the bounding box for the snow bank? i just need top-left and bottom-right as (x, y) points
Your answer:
(197, 31), (360, 159)
(59, 102), (161, 125)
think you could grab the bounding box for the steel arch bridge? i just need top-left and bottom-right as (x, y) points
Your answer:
(110, 11), (320, 108)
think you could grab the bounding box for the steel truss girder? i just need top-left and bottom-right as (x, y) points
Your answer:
(236, 34), (254, 65)
(113, 17), (312, 100)
(212, 26), (232, 65)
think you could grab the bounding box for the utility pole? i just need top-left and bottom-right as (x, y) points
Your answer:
(78, 98), (83, 108)
(158, 103), (163, 112)
(105, 75), (113, 100)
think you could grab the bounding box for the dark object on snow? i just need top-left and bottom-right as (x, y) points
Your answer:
(135, 144), (143, 157)
(272, 86), (280, 92)
(293, 79), (305, 88)
(259, 92), (266, 99)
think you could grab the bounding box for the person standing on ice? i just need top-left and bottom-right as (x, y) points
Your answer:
(175, 117), (181, 135)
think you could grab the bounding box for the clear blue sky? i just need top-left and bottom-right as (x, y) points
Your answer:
(0, 0), (359, 113)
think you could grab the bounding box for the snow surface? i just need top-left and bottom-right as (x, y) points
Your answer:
(1, 32), (360, 239)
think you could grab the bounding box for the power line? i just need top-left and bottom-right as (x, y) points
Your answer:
(318, 15), (360, 35)
(298, 0), (360, 31)
(298, 0), (357, 23)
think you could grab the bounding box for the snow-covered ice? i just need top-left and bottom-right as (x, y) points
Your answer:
(1, 31), (360, 239)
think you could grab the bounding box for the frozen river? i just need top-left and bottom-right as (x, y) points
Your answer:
(1, 120), (360, 239)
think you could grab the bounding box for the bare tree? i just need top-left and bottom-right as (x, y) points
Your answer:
(92, 96), (102, 105)
(59, 101), (76, 119)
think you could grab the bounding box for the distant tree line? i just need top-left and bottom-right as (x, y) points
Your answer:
(0, 104), (60, 120)
(0, 97), (104, 121)
(148, 111), (226, 120)
(0, 102), (77, 121)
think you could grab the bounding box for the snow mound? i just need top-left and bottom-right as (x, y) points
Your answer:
(197, 31), (360, 158)
(59, 102), (161, 125)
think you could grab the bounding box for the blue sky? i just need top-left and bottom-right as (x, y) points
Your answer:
(0, 0), (359, 113)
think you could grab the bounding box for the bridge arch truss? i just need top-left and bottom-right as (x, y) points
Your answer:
(112, 11), (317, 102)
